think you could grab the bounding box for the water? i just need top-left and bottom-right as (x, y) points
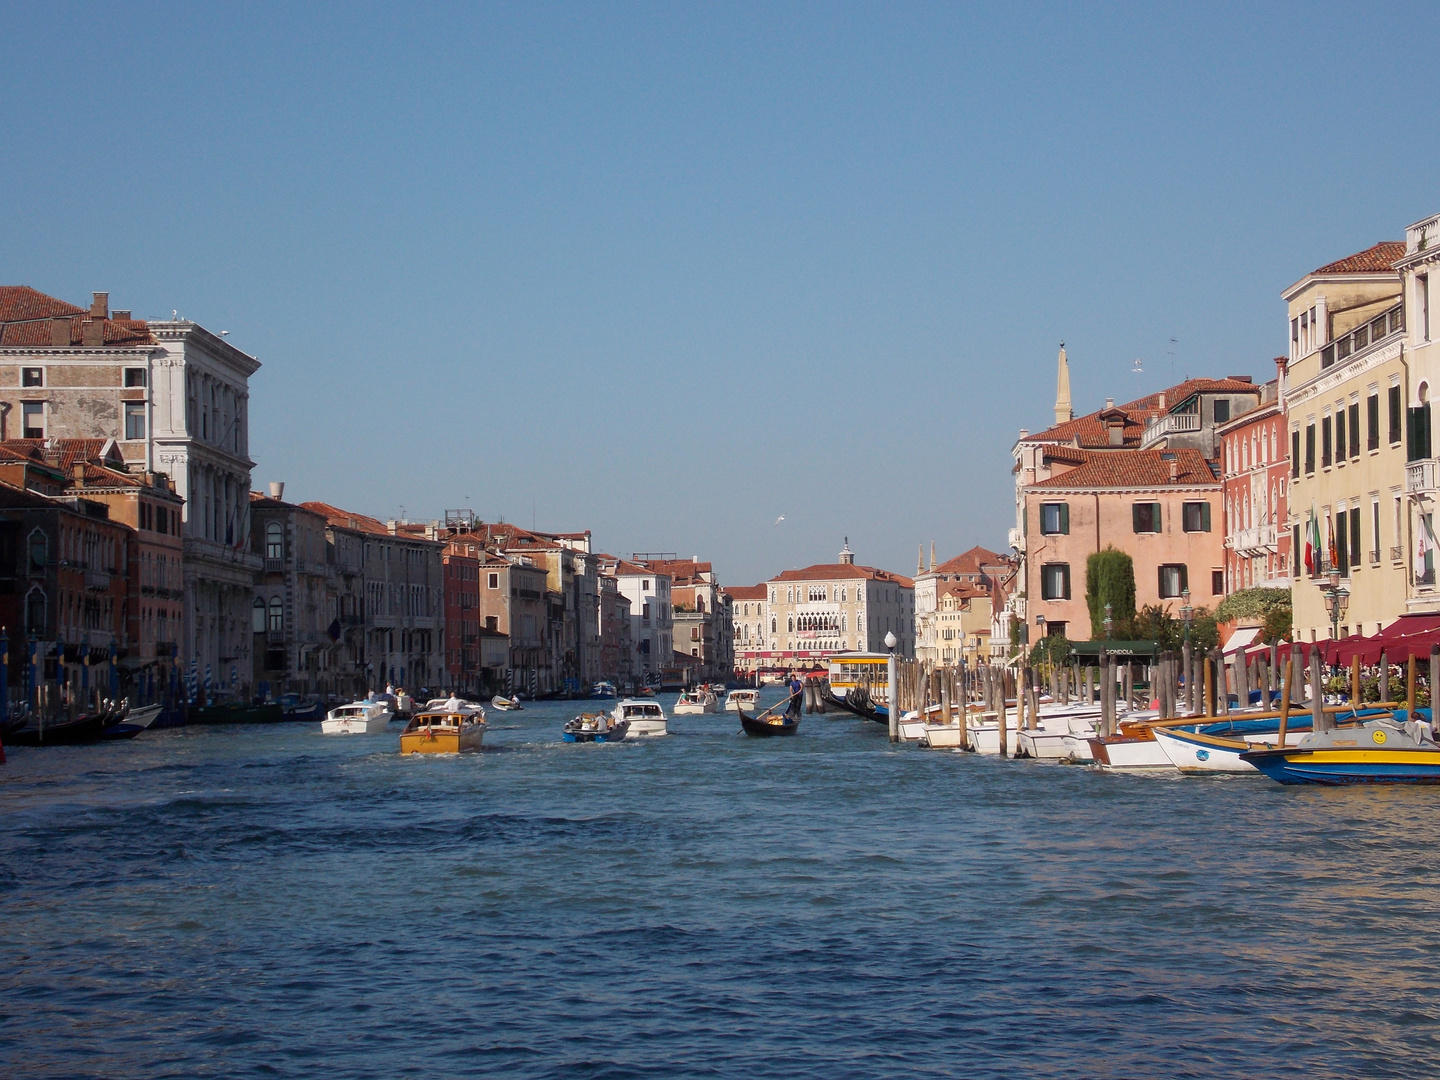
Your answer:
(3, 689), (1439, 1079)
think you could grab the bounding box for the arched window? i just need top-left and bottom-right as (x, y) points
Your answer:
(266, 521), (284, 560)
(771, 617), (777, 634)
(787, 616), (794, 632)
(28, 528), (47, 574)
(268, 597), (283, 632)
(253, 597), (266, 632)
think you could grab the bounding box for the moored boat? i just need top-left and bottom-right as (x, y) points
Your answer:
(1152, 719), (1313, 773)
(563, 712), (630, 743)
(279, 693), (325, 721)
(1241, 715), (1440, 784)
(5, 710), (113, 747)
(614, 698), (667, 736)
(321, 699), (394, 735)
(101, 703), (163, 740)
(592, 681), (618, 699)
(399, 702), (486, 755)
(724, 689), (759, 713)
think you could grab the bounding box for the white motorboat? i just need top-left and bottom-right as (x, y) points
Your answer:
(921, 724), (968, 749)
(593, 681), (618, 699)
(673, 688), (719, 715)
(724, 689), (759, 713)
(321, 699), (395, 734)
(614, 698), (668, 736)
(491, 695), (524, 712)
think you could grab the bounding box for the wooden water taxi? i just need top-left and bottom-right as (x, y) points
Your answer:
(1241, 714), (1440, 784)
(400, 703), (486, 755)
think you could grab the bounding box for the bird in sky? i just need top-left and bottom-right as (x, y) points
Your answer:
(774, 515), (786, 527)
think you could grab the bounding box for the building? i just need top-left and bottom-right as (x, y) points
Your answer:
(597, 570), (634, 686)
(250, 486), (340, 698)
(476, 550), (551, 694)
(1395, 213), (1440, 618)
(0, 288), (262, 692)
(914, 544), (1013, 662)
(1217, 370), (1291, 593)
(301, 502), (445, 693)
(1013, 349), (1262, 641)
(725, 584), (768, 675)
(765, 541), (915, 666)
(1281, 241), (1407, 639)
(636, 556), (733, 681)
(603, 556), (672, 682)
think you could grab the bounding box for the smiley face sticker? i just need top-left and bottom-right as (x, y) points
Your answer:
(1373, 729), (1388, 745)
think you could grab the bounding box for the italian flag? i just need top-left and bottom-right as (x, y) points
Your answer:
(1304, 508), (1320, 576)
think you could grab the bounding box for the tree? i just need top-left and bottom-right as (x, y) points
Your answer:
(1086, 547), (1136, 639)
(1262, 603), (1293, 645)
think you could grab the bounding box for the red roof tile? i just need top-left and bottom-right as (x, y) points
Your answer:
(931, 546), (1010, 577)
(1023, 377), (1262, 449)
(723, 584), (767, 601)
(1312, 241), (1405, 276)
(1027, 448), (1219, 490)
(299, 501), (393, 536)
(770, 564), (914, 588)
(0, 286), (157, 347)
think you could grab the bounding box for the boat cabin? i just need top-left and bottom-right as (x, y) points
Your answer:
(618, 701), (664, 721)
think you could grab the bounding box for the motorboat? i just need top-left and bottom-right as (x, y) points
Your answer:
(490, 695), (524, 712)
(724, 689), (759, 713)
(1151, 715), (1316, 773)
(673, 688), (719, 715)
(563, 712), (629, 743)
(400, 702), (486, 755)
(1086, 712), (1172, 771)
(1241, 712), (1440, 784)
(614, 698), (667, 736)
(279, 693), (325, 721)
(321, 699), (395, 735)
(592, 681), (618, 699)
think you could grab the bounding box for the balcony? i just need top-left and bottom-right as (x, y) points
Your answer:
(84, 569), (111, 591)
(1320, 302), (1404, 370)
(264, 558), (285, 573)
(1406, 458), (1438, 495)
(1233, 524), (1278, 557)
(1141, 411), (1201, 448)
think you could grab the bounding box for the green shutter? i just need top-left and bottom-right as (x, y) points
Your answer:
(1201, 502), (1211, 532)
(1062, 563), (1071, 599)
(1059, 502), (1070, 535)
(1132, 504), (1143, 532)
(1152, 503), (1162, 532)
(1179, 564), (1188, 592)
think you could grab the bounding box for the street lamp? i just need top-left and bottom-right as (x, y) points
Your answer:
(1103, 603), (1113, 641)
(1180, 588), (1194, 646)
(1036, 614), (1046, 639)
(884, 631), (898, 744)
(1321, 570), (1350, 640)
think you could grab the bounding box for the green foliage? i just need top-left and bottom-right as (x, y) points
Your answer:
(1029, 636), (1073, 668)
(1214, 587), (1292, 624)
(1085, 547), (1137, 639)
(1262, 604), (1293, 645)
(1130, 603), (1219, 653)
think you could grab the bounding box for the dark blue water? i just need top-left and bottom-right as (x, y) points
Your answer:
(3, 688), (1439, 1078)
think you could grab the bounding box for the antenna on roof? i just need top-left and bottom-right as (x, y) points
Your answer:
(1168, 338), (1178, 384)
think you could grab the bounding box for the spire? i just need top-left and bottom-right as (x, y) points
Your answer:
(1054, 341), (1073, 425)
(929, 540), (936, 572)
(839, 537), (854, 565)
(917, 543), (925, 575)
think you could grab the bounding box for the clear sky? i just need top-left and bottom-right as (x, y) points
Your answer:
(4, 2), (1438, 586)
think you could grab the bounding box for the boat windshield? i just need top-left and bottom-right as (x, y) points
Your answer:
(622, 704), (663, 718)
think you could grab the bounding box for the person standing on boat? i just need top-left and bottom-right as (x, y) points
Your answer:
(787, 674), (803, 718)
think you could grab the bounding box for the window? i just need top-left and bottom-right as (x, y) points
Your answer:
(268, 597), (283, 632)
(488, 572), (499, 589)
(1321, 415), (1332, 468)
(252, 597), (266, 632)
(22, 368), (43, 387)
(1421, 274), (1431, 343)
(1304, 424), (1316, 474)
(1211, 569), (1224, 595)
(124, 401), (146, 440)
(28, 529), (46, 573)
(1040, 502), (1069, 535)
(25, 586), (45, 632)
(1350, 506), (1361, 570)
(1292, 430), (1300, 478)
(1390, 385), (1403, 444)
(1408, 402), (1432, 462)
(691, 627), (700, 641)
(1293, 524), (1301, 575)
(265, 521), (284, 560)
(1333, 410), (1345, 465)
(21, 402), (43, 439)
(124, 368), (147, 387)
(1348, 402), (1360, 458)
(1132, 502), (1162, 533)
(1368, 393), (1381, 451)
(1182, 502), (1211, 532)
(1040, 563), (1070, 600)
(1373, 501), (1382, 563)
(1213, 399), (1230, 424)
(1158, 564), (1188, 598)
(1336, 510), (1349, 576)
(642, 580), (650, 591)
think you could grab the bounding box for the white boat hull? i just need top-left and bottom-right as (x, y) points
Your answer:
(321, 714), (392, 735)
(1089, 734), (1174, 771)
(627, 719), (669, 737)
(899, 719), (929, 741)
(1017, 729), (1073, 759)
(921, 724), (967, 749)
(1153, 727), (1308, 773)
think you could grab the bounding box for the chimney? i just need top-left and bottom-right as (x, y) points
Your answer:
(112, 310), (131, 321)
(1105, 397), (1114, 409)
(81, 318), (104, 347)
(50, 317), (71, 346)
(269, 481), (285, 500)
(1157, 392), (1166, 409)
(1168, 460), (1178, 482)
(90, 292), (109, 319)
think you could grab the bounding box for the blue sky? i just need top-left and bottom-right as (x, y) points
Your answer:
(4, 2), (1438, 586)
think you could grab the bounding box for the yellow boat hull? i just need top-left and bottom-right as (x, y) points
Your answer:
(400, 725), (485, 755)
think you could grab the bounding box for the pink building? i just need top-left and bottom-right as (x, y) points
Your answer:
(1022, 448), (1225, 639)
(1218, 365), (1291, 592)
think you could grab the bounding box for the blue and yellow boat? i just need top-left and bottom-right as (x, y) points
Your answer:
(1240, 715), (1440, 785)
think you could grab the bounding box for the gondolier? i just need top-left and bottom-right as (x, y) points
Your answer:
(787, 674), (803, 718)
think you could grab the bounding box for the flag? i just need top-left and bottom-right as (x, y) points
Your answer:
(1303, 508), (1316, 575)
(1327, 513), (1338, 573)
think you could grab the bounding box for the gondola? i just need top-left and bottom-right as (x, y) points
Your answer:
(737, 703), (801, 737)
(5, 711), (113, 747)
(824, 687), (889, 725)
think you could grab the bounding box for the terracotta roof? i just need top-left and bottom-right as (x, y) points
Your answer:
(300, 501), (393, 536)
(0, 286), (156, 347)
(638, 558), (713, 583)
(770, 564), (914, 588)
(1024, 377), (1262, 449)
(1313, 241), (1405, 276)
(938, 580), (990, 600)
(723, 584), (767, 601)
(931, 545), (1008, 577)
(611, 558), (663, 578)
(1027, 448), (1219, 490)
